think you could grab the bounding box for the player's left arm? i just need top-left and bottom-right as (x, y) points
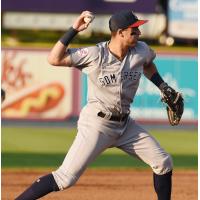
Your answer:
(143, 61), (158, 82)
(143, 62), (184, 126)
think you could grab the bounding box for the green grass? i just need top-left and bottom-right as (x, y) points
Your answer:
(1, 127), (197, 169)
(2, 127), (76, 153)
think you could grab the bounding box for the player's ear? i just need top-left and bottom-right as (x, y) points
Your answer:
(118, 29), (125, 38)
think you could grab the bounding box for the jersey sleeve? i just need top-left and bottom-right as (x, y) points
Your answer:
(145, 46), (156, 65)
(68, 46), (99, 72)
(140, 42), (156, 65)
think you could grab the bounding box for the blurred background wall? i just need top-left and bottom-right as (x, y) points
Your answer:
(1, 0), (198, 126)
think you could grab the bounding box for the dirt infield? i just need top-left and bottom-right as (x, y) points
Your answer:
(2, 169), (197, 200)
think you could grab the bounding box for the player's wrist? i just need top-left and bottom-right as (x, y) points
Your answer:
(150, 72), (166, 89)
(59, 27), (78, 46)
(159, 82), (168, 91)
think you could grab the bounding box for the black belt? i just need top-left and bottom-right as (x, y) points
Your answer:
(97, 111), (129, 122)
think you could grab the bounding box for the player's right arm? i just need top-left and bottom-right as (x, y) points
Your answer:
(47, 11), (93, 67)
(47, 41), (72, 66)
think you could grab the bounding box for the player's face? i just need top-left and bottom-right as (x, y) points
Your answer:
(122, 27), (141, 47)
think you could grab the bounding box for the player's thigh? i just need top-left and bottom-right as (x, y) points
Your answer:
(59, 117), (115, 178)
(115, 118), (172, 173)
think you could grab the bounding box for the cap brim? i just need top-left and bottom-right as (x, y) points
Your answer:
(129, 20), (148, 28)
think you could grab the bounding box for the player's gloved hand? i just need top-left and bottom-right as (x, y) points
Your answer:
(159, 83), (184, 126)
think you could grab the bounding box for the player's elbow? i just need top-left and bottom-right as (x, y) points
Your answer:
(47, 54), (72, 67)
(47, 55), (61, 66)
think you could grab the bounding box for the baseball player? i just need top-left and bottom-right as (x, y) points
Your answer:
(16, 10), (184, 200)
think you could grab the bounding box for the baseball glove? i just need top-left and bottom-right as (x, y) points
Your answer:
(160, 85), (184, 126)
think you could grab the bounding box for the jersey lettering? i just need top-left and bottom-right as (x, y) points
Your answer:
(98, 73), (117, 86)
(121, 71), (141, 81)
(104, 76), (111, 84)
(110, 74), (117, 83)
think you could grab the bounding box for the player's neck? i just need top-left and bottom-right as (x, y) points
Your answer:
(108, 39), (129, 61)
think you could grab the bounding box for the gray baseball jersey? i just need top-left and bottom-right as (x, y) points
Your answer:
(52, 41), (173, 190)
(69, 41), (155, 115)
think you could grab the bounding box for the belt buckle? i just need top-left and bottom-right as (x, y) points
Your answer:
(104, 112), (112, 120)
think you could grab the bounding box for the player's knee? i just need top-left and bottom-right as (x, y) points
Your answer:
(52, 167), (78, 190)
(152, 153), (173, 175)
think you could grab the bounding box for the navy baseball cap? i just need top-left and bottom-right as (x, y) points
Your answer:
(109, 10), (148, 32)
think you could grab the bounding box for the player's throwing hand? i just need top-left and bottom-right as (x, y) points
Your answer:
(72, 11), (94, 32)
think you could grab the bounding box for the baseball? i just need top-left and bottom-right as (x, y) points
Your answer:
(84, 15), (95, 23)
